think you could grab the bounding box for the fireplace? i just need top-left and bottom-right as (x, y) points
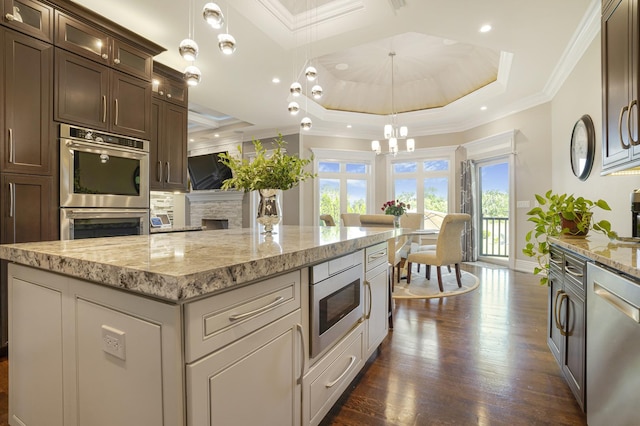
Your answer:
(185, 190), (243, 229)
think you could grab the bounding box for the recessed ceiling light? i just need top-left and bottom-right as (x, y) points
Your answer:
(272, 77), (280, 83)
(335, 63), (349, 71)
(480, 24), (492, 33)
(214, 133), (220, 137)
(480, 106), (487, 111)
(346, 124), (352, 128)
(189, 138), (194, 142)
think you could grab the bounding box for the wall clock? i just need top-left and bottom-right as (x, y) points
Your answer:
(570, 114), (595, 181)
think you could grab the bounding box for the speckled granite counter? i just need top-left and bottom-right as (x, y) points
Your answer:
(149, 225), (204, 233)
(0, 226), (398, 302)
(550, 234), (640, 280)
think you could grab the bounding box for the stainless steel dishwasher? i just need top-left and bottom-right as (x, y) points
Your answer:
(586, 263), (640, 426)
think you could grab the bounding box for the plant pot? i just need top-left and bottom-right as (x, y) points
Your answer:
(560, 212), (592, 237)
(256, 189), (281, 234)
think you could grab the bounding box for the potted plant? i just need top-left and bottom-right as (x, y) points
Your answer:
(217, 134), (315, 233)
(381, 200), (408, 228)
(522, 190), (617, 284)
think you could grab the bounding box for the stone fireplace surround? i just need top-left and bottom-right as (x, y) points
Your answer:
(185, 190), (244, 230)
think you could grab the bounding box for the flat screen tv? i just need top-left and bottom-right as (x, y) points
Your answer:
(187, 152), (233, 190)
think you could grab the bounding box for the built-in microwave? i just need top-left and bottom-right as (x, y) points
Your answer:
(59, 124), (150, 209)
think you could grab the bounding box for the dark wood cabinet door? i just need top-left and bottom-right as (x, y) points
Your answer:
(55, 48), (109, 131)
(2, 29), (53, 175)
(547, 273), (563, 366)
(162, 103), (188, 191)
(112, 38), (152, 81)
(562, 283), (586, 411)
(110, 71), (151, 139)
(0, 173), (54, 244)
(2, 0), (53, 42)
(54, 11), (109, 65)
(149, 99), (163, 190)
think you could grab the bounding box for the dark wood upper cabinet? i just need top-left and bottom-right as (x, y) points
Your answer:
(55, 11), (153, 81)
(601, 0), (640, 173)
(55, 48), (151, 139)
(150, 98), (188, 192)
(1, 0), (53, 42)
(1, 28), (54, 175)
(152, 62), (188, 107)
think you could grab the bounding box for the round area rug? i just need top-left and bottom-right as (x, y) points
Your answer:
(392, 269), (479, 299)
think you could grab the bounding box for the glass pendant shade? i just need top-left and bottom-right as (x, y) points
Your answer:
(183, 65), (202, 86)
(179, 38), (199, 62)
(290, 82), (302, 97)
(300, 117), (312, 130)
(288, 101), (300, 115)
(406, 138), (415, 152)
(371, 140), (381, 154)
(311, 85), (323, 99)
(400, 126), (408, 138)
(202, 3), (224, 29)
(218, 33), (236, 55)
(388, 137), (398, 152)
(305, 66), (317, 81)
(384, 124), (393, 139)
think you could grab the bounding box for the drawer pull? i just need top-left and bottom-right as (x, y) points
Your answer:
(325, 355), (356, 388)
(228, 296), (285, 321)
(368, 252), (386, 262)
(594, 281), (640, 323)
(549, 257), (562, 265)
(564, 265), (583, 278)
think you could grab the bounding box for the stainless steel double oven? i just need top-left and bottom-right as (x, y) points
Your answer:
(59, 124), (150, 240)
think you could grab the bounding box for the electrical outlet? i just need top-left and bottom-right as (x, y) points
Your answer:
(516, 200), (531, 209)
(101, 325), (126, 360)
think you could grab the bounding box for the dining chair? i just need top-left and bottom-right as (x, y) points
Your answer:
(340, 213), (361, 227)
(405, 213), (470, 291)
(320, 214), (336, 226)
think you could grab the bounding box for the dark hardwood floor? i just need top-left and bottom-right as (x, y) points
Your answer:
(0, 264), (586, 426)
(321, 263), (587, 426)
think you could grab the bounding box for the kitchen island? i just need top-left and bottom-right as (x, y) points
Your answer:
(0, 226), (398, 426)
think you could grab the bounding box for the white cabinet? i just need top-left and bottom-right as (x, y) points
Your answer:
(364, 242), (389, 357)
(186, 310), (303, 426)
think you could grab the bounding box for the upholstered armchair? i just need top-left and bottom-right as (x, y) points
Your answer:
(340, 213), (361, 227)
(320, 214), (336, 226)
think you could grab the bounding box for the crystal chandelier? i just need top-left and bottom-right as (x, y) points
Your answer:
(372, 52), (414, 155)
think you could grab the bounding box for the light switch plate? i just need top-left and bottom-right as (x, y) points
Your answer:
(516, 200), (531, 209)
(101, 325), (126, 360)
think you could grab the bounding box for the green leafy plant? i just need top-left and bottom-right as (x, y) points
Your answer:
(522, 190), (617, 285)
(381, 200), (408, 216)
(217, 134), (315, 192)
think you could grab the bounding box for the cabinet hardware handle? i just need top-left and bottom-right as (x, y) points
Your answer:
(554, 289), (563, 331)
(166, 162), (170, 183)
(619, 104), (630, 149)
(594, 281), (640, 323)
(167, 93), (172, 98)
(101, 53), (108, 60)
(368, 252), (386, 262)
(113, 58), (120, 65)
(629, 100), (639, 145)
(157, 160), (162, 183)
(5, 13), (14, 21)
(8, 128), (14, 163)
(102, 96), (107, 123)
(325, 355), (357, 388)
(364, 280), (372, 320)
(564, 265), (583, 278)
(549, 256), (562, 265)
(295, 324), (305, 384)
(9, 182), (14, 218)
(114, 99), (119, 126)
(558, 293), (569, 337)
(228, 296), (286, 321)
(159, 90), (165, 96)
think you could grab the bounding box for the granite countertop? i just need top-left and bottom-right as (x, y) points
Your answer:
(0, 226), (399, 303)
(550, 234), (640, 279)
(149, 225), (204, 234)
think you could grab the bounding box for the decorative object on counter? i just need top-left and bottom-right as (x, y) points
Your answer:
(570, 114), (595, 181)
(522, 190), (617, 284)
(382, 200), (408, 228)
(217, 134), (315, 234)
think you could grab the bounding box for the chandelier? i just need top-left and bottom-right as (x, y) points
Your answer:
(372, 52), (414, 155)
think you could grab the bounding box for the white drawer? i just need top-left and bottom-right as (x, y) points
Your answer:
(304, 324), (364, 426)
(184, 270), (301, 363)
(312, 251), (363, 283)
(365, 242), (388, 272)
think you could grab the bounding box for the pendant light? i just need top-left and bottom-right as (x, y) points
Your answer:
(179, 0), (198, 61)
(217, 4), (236, 55)
(202, 3), (224, 29)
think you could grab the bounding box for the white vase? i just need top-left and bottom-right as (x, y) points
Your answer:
(256, 189), (281, 234)
(393, 215), (401, 228)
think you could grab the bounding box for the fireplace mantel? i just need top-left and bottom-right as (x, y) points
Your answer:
(185, 190), (245, 202)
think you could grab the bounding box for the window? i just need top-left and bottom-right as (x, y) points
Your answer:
(387, 148), (456, 229)
(313, 150), (375, 226)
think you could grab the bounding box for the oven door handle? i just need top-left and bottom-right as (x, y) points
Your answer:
(228, 296), (285, 321)
(63, 139), (147, 156)
(64, 209), (148, 218)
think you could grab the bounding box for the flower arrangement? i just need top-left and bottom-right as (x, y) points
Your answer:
(381, 200), (408, 216)
(217, 134), (315, 192)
